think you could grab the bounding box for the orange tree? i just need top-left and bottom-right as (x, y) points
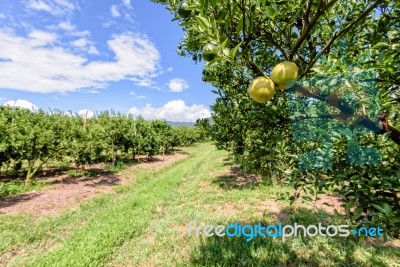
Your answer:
(153, 0), (400, 236)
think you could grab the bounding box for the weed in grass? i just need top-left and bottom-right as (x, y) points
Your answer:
(0, 180), (45, 198)
(105, 161), (125, 171)
(66, 170), (93, 178)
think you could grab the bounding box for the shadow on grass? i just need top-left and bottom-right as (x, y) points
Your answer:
(212, 167), (262, 190)
(189, 207), (399, 267)
(124, 157), (163, 166)
(174, 147), (196, 153)
(58, 168), (123, 186)
(123, 151), (190, 168)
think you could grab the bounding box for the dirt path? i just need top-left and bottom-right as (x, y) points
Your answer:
(0, 152), (188, 217)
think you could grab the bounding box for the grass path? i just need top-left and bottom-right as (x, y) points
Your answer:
(0, 143), (398, 266)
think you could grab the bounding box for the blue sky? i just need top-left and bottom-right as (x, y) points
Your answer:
(0, 0), (216, 122)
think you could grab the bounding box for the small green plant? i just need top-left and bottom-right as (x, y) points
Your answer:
(0, 180), (44, 198)
(67, 170), (93, 178)
(106, 161), (124, 171)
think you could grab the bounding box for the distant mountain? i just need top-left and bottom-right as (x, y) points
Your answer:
(166, 121), (195, 127)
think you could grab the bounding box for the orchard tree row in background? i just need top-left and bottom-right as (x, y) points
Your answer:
(0, 106), (204, 184)
(154, 0), (400, 236)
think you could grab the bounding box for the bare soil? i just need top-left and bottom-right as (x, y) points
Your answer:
(0, 152), (188, 217)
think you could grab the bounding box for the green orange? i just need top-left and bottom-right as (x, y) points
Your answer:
(202, 44), (218, 62)
(248, 77), (275, 103)
(177, 1), (191, 18)
(271, 61), (299, 89)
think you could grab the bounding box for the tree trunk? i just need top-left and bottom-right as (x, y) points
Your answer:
(25, 159), (47, 186)
(111, 142), (116, 166)
(25, 160), (33, 186)
(4, 163), (8, 176)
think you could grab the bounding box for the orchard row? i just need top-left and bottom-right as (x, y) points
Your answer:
(0, 107), (205, 184)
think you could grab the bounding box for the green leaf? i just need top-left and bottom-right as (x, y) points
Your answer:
(345, 198), (356, 211)
(180, 21), (195, 27)
(372, 204), (386, 214)
(205, 57), (220, 67)
(378, 51), (385, 64)
(229, 42), (242, 59)
(344, 80), (352, 88)
(185, 5), (199, 10)
(329, 78), (338, 86)
(372, 42), (389, 49)
(220, 38), (229, 50)
(236, 16), (244, 35)
(222, 48), (230, 57)
(352, 207), (363, 220)
(265, 5), (278, 20)
(301, 195), (313, 202)
(310, 66), (324, 74)
(387, 30), (398, 40)
(382, 202), (392, 214)
(342, 128), (353, 139)
(196, 15), (211, 31)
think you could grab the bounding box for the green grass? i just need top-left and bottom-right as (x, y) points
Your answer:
(0, 143), (398, 266)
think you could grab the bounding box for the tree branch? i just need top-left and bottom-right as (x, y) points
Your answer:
(302, 0), (313, 32)
(288, 84), (400, 145)
(301, 0), (384, 77)
(289, 0), (338, 59)
(249, 60), (267, 78)
(259, 31), (289, 60)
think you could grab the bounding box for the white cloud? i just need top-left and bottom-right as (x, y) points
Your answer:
(71, 38), (88, 47)
(168, 78), (188, 93)
(3, 99), (38, 111)
(78, 109), (94, 119)
(111, 5), (121, 17)
(71, 38), (99, 55)
(54, 0), (75, 10)
(128, 100), (211, 122)
(72, 30), (90, 37)
(27, 0), (53, 13)
(0, 30), (161, 93)
(28, 30), (57, 46)
(87, 46), (99, 55)
(122, 0), (131, 7)
(167, 67), (173, 72)
(102, 21), (112, 28)
(129, 91), (136, 95)
(136, 95), (147, 99)
(0, 13), (6, 19)
(58, 21), (75, 31)
(26, 0), (75, 16)
(134, 79), (154, 87)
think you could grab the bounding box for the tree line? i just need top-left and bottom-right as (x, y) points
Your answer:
(0, 106), (205, 184)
